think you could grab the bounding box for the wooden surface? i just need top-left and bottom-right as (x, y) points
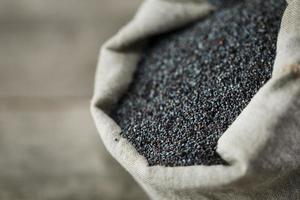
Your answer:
(0, 0), (148, 199)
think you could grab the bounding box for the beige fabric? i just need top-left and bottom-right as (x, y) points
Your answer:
(91, 0), (300, 199)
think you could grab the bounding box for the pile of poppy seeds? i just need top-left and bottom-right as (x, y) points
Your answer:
(111, 0), (286, 167)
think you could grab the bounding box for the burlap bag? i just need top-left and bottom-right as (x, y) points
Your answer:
(91, 0), (300, 199)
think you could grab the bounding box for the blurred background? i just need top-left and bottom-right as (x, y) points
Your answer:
(0, 0), (148, 199)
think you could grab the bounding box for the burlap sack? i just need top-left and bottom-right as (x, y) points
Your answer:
(91, 0), (300, 199)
